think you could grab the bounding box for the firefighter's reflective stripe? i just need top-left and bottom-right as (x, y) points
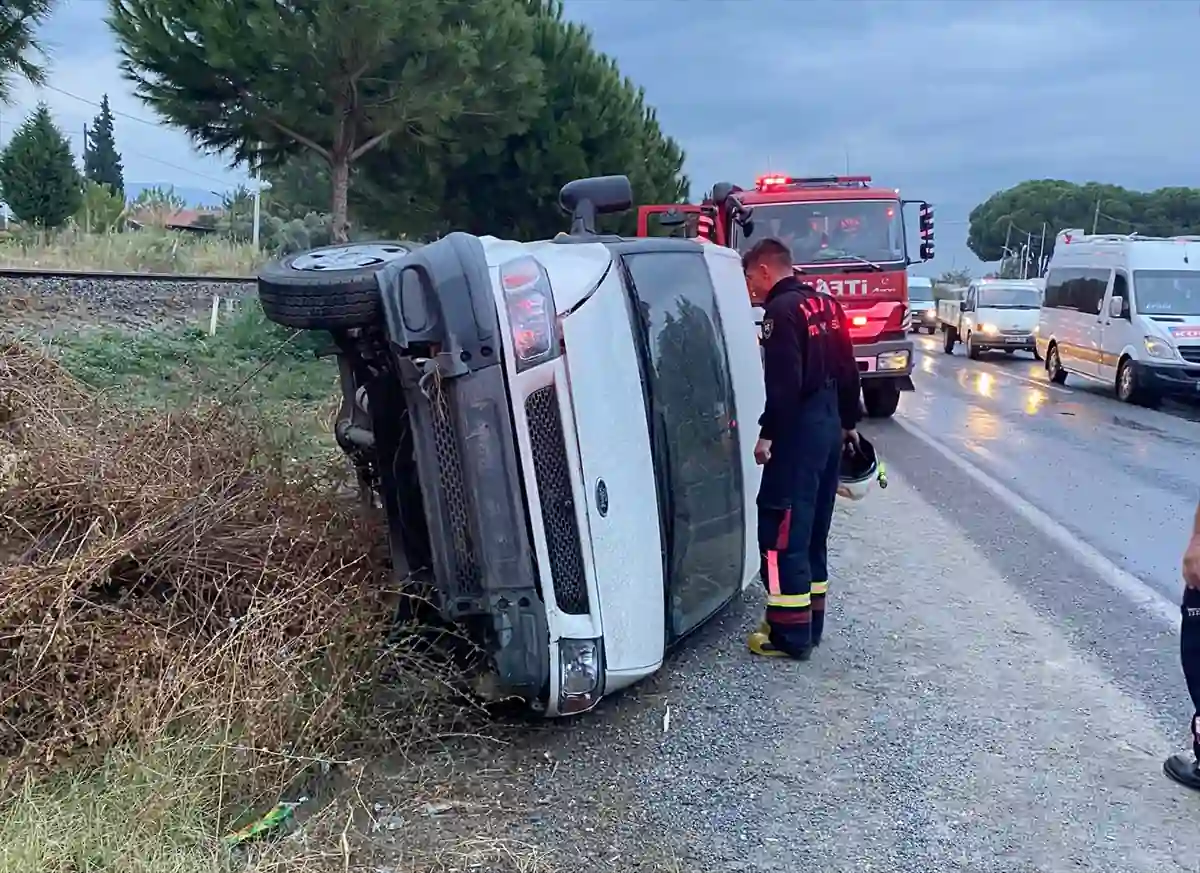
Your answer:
(810, 580), (828, 596)
(767, 592), (811, 608)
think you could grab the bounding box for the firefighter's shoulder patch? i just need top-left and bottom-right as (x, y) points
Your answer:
(761, 317), (774, 340)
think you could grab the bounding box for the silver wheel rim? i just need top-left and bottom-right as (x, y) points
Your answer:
(1049, 348), (1059, 373)
(1119, 364), (1133, 398)
(292, 243), (409, 272)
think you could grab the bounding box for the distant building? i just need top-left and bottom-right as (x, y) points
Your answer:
(126, 207), (223, 235)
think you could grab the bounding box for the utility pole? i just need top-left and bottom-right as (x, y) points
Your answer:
(1037, 222), (1047, 276)
(251, 142), (261, 249)
(0, 108), (7, 227)
(1092, 197), (1102, 234)
(1002, 220), (1013, 277)
(1022, 231), (1032, 279)
(844, 145), (850, 175)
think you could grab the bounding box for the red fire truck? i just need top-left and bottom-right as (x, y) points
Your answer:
(636, 175), (935, 418)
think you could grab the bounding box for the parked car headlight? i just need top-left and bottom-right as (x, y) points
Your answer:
(1144, 336), (1176, 360)
(558, 637), (604, 714)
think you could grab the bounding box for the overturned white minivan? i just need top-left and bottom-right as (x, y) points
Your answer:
(256, 176), (765, 716)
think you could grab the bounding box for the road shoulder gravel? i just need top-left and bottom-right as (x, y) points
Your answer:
(380, 471), (1200, 872)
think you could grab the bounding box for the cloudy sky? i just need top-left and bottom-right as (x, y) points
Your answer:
(11, 0), (1198, 274)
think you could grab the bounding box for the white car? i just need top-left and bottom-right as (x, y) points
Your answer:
(908, 276), (937, 334)
(256, 175), (765, 717)
(1037, 228), (1200, 407)
(938, 278), (1041, 358)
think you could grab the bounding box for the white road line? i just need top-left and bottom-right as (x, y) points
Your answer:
(893, 414), (1181, 631)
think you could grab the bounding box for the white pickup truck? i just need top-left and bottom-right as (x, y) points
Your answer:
(938, 278), (1043, 359)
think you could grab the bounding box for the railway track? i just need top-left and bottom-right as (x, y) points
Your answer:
(0, 266), (259, 336)
(0, 266), (256, 283)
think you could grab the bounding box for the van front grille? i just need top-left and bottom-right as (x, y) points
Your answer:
(1178, 346), (1200, 364)
(431, 390), (480, 591)
(524, 386), (589, 615)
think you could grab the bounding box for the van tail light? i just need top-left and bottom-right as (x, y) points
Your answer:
(499, 256), (560, 373)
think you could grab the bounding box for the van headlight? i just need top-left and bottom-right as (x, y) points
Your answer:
(980, 323), (999, 335)
(558, 638), (604, 715)
(1144, 336), (1176, 360)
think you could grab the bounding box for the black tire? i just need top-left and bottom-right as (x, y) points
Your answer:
(1046, 343), (1067, 384)
(943, 327), (956, 354)
(1116, 357), (1162, 408)
(966, 333), (981, 360)
(1004, 349), (1015, 355)
(863, 382), (902, 418)
(258, 240), (417, 330)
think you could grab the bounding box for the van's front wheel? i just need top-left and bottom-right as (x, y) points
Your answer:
(1116, 357), (1162, 408)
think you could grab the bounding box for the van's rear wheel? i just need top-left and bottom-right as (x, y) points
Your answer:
(257, 241), (417, 330)
(1046, 343), (1067, 384)
(863, 381), (901, 418)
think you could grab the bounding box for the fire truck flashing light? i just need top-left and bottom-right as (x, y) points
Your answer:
(754, 174), (874, 191)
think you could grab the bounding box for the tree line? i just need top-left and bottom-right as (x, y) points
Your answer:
(0, 0), (687, 246)
(968, 179), (1200, 278)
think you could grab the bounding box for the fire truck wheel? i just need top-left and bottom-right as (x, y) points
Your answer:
(862, 382), (901, 419)
(257, 241), (418, 330)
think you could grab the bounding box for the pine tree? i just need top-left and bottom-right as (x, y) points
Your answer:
(0, 103), (82, 228)
(83, 94), (124, 196)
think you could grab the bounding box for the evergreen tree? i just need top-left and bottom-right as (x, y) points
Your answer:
(0, 103), (82, 228)
(83, 94), (125, 196)
(0, 0), (55, 104)
(356, 0), (688, 240)
(108, 0), (543, 242)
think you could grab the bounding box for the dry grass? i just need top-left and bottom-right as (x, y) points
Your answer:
(0, 338), (505, 872)
(0, 226), (263, 275)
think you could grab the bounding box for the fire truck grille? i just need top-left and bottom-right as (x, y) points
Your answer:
(431, 391), (480, 591)
(524, 386), (589, 615)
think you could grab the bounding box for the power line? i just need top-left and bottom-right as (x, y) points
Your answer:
(39, 82), (164, 131)
(2, 98), (241, 188)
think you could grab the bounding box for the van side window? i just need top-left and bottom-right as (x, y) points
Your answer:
(1043, 269), (1076, 310)
(1112, 272), (1131, 318)
(1077, 268), (1111, 314)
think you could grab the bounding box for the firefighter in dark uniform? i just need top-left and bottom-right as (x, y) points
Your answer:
(743, 237), (861, 660)
(1164, 500), (1200, 787)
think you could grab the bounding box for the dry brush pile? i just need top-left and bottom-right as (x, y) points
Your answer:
(0, 340), (471, 799)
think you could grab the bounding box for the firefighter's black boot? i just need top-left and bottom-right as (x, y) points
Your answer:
(810, 581), (828, 646)
(1165, 588), (1200, 791)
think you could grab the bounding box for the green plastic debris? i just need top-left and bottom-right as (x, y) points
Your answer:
(223, 796), (308, 847)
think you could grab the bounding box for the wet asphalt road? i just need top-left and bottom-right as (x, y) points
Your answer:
(408, 328), (1200, 872)
(901, 330), (1200, 604)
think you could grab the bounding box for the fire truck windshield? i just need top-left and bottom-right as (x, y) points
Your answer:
(734, 199), (905, 267)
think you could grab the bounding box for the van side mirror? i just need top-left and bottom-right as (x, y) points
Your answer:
(1109, 295), (1124, 318)
(959, 300), (967, 312)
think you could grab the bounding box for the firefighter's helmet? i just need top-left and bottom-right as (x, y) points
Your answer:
(837, 434), (888, 500)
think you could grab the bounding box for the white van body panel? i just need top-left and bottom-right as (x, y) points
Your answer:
(558, 267), (665, 683)
(480, 235), (614, 314)
(1037, 231), (1200, 395)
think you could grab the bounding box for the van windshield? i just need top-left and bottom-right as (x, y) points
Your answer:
(734, 199), (905, 266)
(1133, 270), (1200, 316)
(978, 286), (1040, 308)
